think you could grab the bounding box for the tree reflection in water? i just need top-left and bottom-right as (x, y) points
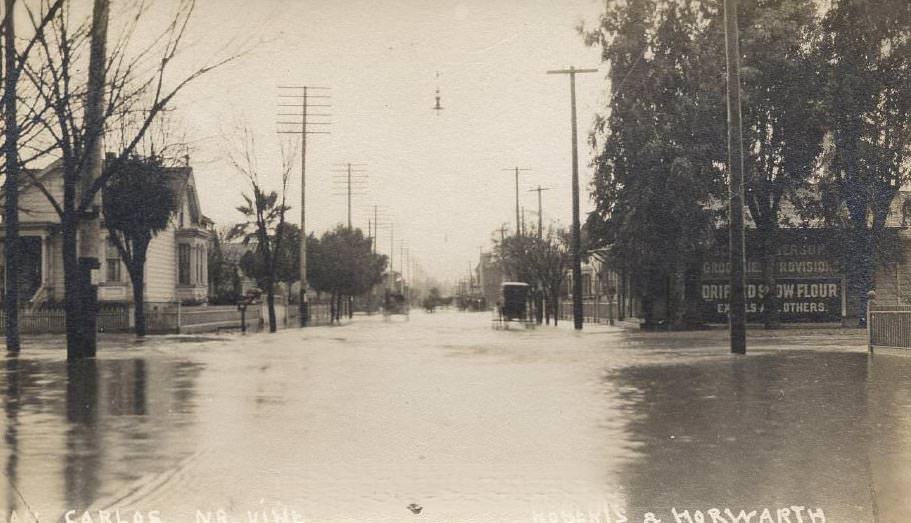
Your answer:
(605, 351), (911, 522)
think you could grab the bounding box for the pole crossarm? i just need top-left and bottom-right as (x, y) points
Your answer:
(546, 68), (599, 75)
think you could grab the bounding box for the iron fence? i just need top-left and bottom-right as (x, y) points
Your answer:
(868, 303), (911, 351)
(559, 299), (619, 324)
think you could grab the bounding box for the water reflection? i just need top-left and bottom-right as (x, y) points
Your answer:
(608, 351), (911, 522)
(107, 359), (147, 417)
(0, 352), (203, 520)
(65, 359), (101, 514)
(4, 355), (22, 518)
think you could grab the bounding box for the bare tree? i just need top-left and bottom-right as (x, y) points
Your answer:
(2, 0), (65, 352)
(228, 128), (295, 333)
(18, 0), (240, 358)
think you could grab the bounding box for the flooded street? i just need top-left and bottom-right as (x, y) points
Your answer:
(1, 312), (909, 522)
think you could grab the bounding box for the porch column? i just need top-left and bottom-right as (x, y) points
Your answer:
(41, 234), (48, 284)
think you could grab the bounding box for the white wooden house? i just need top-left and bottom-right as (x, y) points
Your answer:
(0, 159), (211, 306)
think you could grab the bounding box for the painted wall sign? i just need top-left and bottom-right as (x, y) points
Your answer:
(701, 278), (843, 323)
(700, 229), (844, 322)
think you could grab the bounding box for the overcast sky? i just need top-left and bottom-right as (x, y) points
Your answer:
(138, 0), (606, 284)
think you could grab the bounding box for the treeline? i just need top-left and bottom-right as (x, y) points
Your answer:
(582, 0), (911, 327)
(210, 223), (387, 332)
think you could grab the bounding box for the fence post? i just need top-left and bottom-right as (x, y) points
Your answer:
(176, 301), (182, 334)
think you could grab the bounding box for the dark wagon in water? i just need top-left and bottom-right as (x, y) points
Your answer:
(383, 290), (409, 320)
(495, 282), (533, 328)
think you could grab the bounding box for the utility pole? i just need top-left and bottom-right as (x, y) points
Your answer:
(528, 185), (551, 238)
(496, 224), (509, 245)
(521, 207), (527, 237)
(366, 205), (391, 255)
(278, 85), (331, 327)
(332, 163), (367, 229)
(502, 167), (531, 236)
(724, 0), (747, 354)
(373, 205), (378, 253)
(400, 241), (406, 276)
(71, 0), (110, 359)
(4, 0), (21, 353)
(547, 65), (598, 331)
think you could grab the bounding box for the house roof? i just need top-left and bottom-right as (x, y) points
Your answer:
(7, 157), (210, 229)
(704, 187), (911, 229)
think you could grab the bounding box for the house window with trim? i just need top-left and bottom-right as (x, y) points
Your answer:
(107, 258), (122, 283)
(179, 244), (191, 285)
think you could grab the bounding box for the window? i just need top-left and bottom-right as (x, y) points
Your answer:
(107, 258), (122, 283)
(179, 244), (190, 285)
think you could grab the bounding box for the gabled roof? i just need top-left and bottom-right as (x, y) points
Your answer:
(161, 166), (204, 226)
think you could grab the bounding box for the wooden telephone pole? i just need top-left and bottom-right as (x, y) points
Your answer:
(528, 185), (551, 238)
(724, 0), (747, 354)
(547, 65), (598, 331)
(502, 167), (531, 236)
(277, 85), (331, 327)
(331, 163), (367, 229)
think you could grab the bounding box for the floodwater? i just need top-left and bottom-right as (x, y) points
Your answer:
(0, 311), (909, 522)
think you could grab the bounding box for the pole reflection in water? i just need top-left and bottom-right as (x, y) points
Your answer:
(65, 359), (101, 515)
(4, 355), (23, 519)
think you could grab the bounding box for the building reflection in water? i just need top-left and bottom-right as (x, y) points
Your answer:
(607, 352), (892, 522)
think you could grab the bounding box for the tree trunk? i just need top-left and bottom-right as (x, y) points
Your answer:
(3, 0), (21, 352)
(846, 226), (874, 326)
(618, 266), (627, 321)
(132, 268), (146, 337)
(335, 293), (342, 323)
(265, 278), (277, 333)
(544, 293), (551, 325)
(126, 241), (150, 337)
(760, 226), (780, 329)
(683, 261), (704, 329)
(552, 295), (559, 326)
(62, 211), (88, 358)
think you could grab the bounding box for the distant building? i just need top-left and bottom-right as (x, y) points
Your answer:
(0, 158), (212, 306)
(477, 252), (501, 309)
